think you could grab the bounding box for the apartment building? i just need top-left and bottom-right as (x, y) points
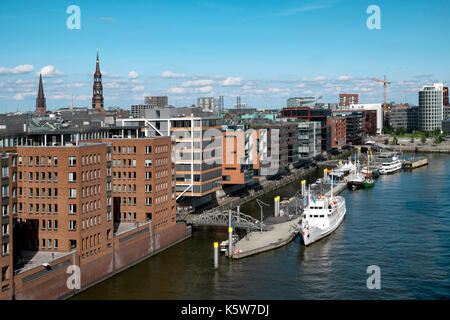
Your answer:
(327, 117), (347, 148)
(297, 121), (321, 159)
(12, 144), (113, 263)
(144, 96), (168, 108)
(279, 107), (331, 152)
(116, 107), (222, 208)
(339, 94), (358, 107)
(222, 125), (254, 185)
(1, 153), (13, 299)
(102, 137), (175, 232)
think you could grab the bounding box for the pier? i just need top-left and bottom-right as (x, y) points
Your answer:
(228, 181), (347, 259)
(402, 156), (428, 170)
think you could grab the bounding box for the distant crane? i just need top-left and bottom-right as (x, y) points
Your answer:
(371, 75), (391, 113)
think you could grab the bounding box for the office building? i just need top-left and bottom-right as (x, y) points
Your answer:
(338, 103), (383, 135)
(287, 97), (316, 108)
(418, 83), (444, 132)
(1, 153), (13, 299)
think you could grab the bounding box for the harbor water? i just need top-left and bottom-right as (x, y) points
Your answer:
(73, 153), (450, 300)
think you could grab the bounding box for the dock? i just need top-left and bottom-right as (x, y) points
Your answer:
(402, 156), (428, 170)
(229, 217), (301, 259)
(228, 181), (347, 260)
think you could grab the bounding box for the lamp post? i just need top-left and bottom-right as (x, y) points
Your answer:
(256, 199), (269, 233)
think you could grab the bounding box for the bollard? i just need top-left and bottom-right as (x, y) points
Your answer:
(214, 242), (219, 269)
(301, 180), (306, 196)
(274, 196), (280, 217)
(323, 168), (328, 183)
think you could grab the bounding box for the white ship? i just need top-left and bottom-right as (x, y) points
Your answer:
(300, 185), (346, 246)
(379, 156), (402, 175)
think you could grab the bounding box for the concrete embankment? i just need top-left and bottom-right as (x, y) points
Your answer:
(230, 217), (301, 259)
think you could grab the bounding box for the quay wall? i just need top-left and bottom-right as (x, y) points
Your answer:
(11, 222), (190, 300)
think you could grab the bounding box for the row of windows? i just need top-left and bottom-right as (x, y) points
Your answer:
(82, 215), (101, 230)
(81, 233), (102, 251)
(113, 184), (136, 193)
(26, 219), (59, 230)
(81, 185), (101, 198)
(112, 146), (137, 155)
(16, 171), (58, 183)
(112, 158), (137, 168)
(113, 171), (137, 180)
(24, 203), (58, 214)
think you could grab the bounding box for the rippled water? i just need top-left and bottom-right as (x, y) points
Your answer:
(74, 153), (450, 300)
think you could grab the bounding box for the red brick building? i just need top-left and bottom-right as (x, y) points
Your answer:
(339, 94), (359, 107)
(100, 138), (176, 232)
(1, 153), (14, 299)
(327, 117), (347, 148)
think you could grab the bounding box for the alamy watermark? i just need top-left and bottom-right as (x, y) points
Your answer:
(366, 5), (381, 30)
(66, 5), (81, 30)
(366, 265), (381, 289)
(66, 264), (81, 290)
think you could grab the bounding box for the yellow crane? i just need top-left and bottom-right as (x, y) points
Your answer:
(371, 75), (391, 113)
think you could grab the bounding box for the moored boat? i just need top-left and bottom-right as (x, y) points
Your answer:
(300, 184), (346, 246)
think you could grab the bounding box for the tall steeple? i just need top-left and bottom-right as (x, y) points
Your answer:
(92, 49), (104, 112)
(36, 73), (46, 115)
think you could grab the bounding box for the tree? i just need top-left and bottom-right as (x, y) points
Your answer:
(384, 138), (389, 145)
(392, 136), (398, 145)
(421, 135), (426, 144)
(411, 137), (415, 143)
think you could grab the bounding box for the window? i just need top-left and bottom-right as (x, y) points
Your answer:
(68, 172), (77, 182)
(69, 204), (77, 214)
(68, 156), (76, 167)
(54, 239), (58, 249)
(69, 188), (77, 198)
(145, 159), (152, 168)
(1, 244), (8, 255)
(145, 197), (152, 206)
(54, 156), (58, 166)
(69, 220), (77, 231)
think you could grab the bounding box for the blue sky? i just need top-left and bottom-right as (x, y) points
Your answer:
(0, 0), (449, 112)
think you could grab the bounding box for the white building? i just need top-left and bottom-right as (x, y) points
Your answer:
(344, 103), (383, 135)
(418, 83), (444, 132)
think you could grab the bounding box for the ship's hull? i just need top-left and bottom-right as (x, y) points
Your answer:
(301, 199), (346, 246)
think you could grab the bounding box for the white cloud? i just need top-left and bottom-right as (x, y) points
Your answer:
(161, 71), (186, 79)
(222, 77), (243, 86)
(302, 76), (326, 82)
(128, 71), (139, 79)
(194, 86), (213, 93)
(66, 82), (86, 88)
(168, 87), (187, 94)
(181, 79), (214, 87)
(13, 91), (36, 100)
(37, 65), (65, 77)
(0, 64), (34, 75)
(338, 75), (353, 81)
(131, 86), (144, 92)
(76, 94), (91, 100)
(101, 71), (120, 78)
(50, 94), (71, 100)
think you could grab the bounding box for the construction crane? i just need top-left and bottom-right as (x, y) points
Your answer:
(371, 75), (391, 113)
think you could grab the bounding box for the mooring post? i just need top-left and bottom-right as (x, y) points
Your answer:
(228, 209), (233, 257)
(214, 242), (219, 269)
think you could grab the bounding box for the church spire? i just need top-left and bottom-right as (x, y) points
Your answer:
(92, 49), (104, 112)
(36, 73), (46, 115)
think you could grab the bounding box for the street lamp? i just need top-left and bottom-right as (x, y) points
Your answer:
(256, 199), (269, 233)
